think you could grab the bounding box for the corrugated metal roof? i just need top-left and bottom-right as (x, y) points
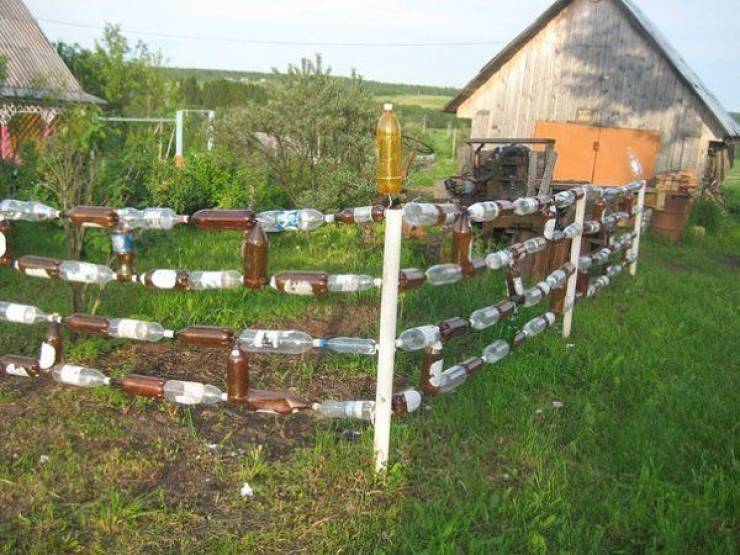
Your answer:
(445, 0), (740, 139)
(0, 0), (104, 103)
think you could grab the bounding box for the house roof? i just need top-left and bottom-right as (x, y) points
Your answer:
(444, 0), (740, 139)
(0, 0), (104, 104)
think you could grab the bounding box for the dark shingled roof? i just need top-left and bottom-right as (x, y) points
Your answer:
(0, 0), (104, 104)
(444, 0), (739, 139)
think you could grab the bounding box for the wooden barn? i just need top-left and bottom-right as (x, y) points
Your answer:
(444, 0), (740, 189)
(0, 0), (102, 161)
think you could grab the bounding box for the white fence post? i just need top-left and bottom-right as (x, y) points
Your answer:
(373, 209), (403, 473)
(630, 180), (646, 276)
(175, 110), (184, 159)
(563, 192), (587, 339)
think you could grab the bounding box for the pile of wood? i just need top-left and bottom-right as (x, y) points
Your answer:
(654, 171), (697, 193)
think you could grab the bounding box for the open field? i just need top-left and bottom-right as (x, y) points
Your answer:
(1, 163), (738, 551)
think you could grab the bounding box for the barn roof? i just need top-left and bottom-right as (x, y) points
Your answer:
(0, 0), (103, 104)
(444, 0), (740, 139)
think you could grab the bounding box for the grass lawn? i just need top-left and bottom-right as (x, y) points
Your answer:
(0, 165), (738, 551)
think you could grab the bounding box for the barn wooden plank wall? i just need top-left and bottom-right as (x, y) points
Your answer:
(457, 0), (726, 182)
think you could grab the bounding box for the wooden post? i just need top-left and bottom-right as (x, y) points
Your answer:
(563, 192), (587, 339)
(373, 209), (403, 473)
(629, 181), (646, 276)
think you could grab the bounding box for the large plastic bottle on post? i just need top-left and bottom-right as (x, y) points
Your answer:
(375, 103), (402, 195)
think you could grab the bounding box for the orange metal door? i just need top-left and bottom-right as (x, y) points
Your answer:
(534, 121), (660, 185)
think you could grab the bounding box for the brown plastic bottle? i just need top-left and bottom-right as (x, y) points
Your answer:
(461, 258), (486, 279)
(120, 374), (166, 399)
(243, 223), (268, 289)
(39, 322), (64, 371)
(420, 342), (443, 395)
(439, 317), (471, 342)
(247, 389), (313, 415)
(0, 219), (11, 267)
(226, 344), (249, 403)
(451, 211), (472, 268)
(0, 354), (40, 378)
(460, 357), (484, 378)
(494, 299), (517, 323)
(391, 391), (419, 416)
(507, 242), (528, 261)
(191, 209), (255, 231)
(333, 205), (386, 224)
(138, 269), (190, 291)
(111, 232), (135, 281)
(497, 200), (515, 217)
(175, 326), (234, 348)
(398, 268), (426, 292)
(512, 330), (527, 349)
(63, 313), (109, 336)
(506, 263), (525, 299)
(270, 271), (328, 296)
(15, 255), (62, 279)
(66, 206), (119, 228)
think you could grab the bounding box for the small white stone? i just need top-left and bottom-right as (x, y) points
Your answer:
(39, 455), (50, 464)
(240, 482), (254, 498)
(552, 401), (564, 409)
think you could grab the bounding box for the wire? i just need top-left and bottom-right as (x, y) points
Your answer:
(37, 17), (507, 48)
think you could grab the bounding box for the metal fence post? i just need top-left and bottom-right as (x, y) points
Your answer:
(563, 192), (587, 339)
(630, 180), (647, 276)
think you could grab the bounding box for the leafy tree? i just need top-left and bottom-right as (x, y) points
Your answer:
(217, 55), (376, 210)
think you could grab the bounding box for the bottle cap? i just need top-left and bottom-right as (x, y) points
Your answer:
(383, 103), (393, 111)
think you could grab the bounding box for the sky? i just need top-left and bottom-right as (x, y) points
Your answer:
(25, 0), (740, 110)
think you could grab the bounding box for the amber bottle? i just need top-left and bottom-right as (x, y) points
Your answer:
(247, 389), (313, 415)
(243, 223), (268, 289)
(138, 269), (190, 291)
(0, 219), (11, 267)
(439, 317), (471, 342)
(63, 313), (109, 336)
(333, 205), (386, 224)
(39, 322), (64, 371)
(506, 263), (525, 299)
(420, 342), (444, 395)
(451, 211), (473, 269)
(226, 344), (249, 403)
(0, 354), (40, 378)
(398, 268), (426, 292)
(66, 206), (119, 228)
(175, 326), (234, 348)
(191, 209), (255, 231)
(270, 271), (328, 296)
(111, 232), (135, 281)
(15, 255), (62, 279)
(121, 375), (166, 399)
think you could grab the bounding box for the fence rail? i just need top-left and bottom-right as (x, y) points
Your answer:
(0, 180), (646, 472)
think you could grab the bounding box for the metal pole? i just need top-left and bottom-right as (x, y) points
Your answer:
(206, 110), (216, 151)
(175, 110), (184, 159)
(629, 181), (646, 276)
(563, 192), (587, 339)
(373, 209), (403, 473)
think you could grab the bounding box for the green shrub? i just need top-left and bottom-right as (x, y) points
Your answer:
(689, 195), (726, 235)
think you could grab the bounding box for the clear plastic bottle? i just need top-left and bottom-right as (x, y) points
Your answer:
(256, 209), (325, 232)
(470, 305), (501, 330)
(546, 269), (568, 290)
(327, 274), (380, 293)
(396, 325), (441, 352)
(116, 207), (187, 230)
(376, 103), (402, 194)
(513, 197), (542, 216)
(0, 199), (61, 221)
(587, 185), (605, 200)
(524, 283), (549, 307)
(482, 340), (510, 364)
(188, 270), (243, 290)
(627, 149), (644, 178)
(426, 264), (463, 285)
(485, 249), (513, 270)
(314, 399), (375, 421)
(403, 203), (458, 227)
(553, 190), (577, 208)
(591, 248), (612, 265)
(324, 337), (377, 355)
(467, 201), (500, 223)
(108, 318), (173, 342)
(239, 329), (314, 354)
(606, 263), (624, 278)
(433, 365), (468, 393)
(562, 222), (583, 239)
(163, 380), (224, 405)
(0, 301), (53, 325)
(58, 261), (116, 284)
(582, 221), (602, 235)
(524, 237), (547, 255)
(578, 255), (593, 271)
(522, 313), (556, 338)
(52, 364), (110, 387)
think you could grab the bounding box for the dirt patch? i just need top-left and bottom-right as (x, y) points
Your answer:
(719, 255), (740, 268)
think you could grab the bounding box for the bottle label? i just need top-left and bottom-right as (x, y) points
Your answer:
(282, 280), (315, 296)
(544, 218), (557, 239)
(429, 358), (444, 380)
(115, 319), (143, 339)
(6, 304), (29, 323)
(149, 270), (178, 289)
(39, 343), (56, 370)
(513, 277), (524, 295)
(111, 233), (134, 254)
(353, 206), (373, 223)
(58, 365), (82, 384)
(195, 272), (225, 289)
(176, 382), (205, 404)
(276, 211), (300, 231)
(5, 363), (29, 377)
(22, 267), (50, 279)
